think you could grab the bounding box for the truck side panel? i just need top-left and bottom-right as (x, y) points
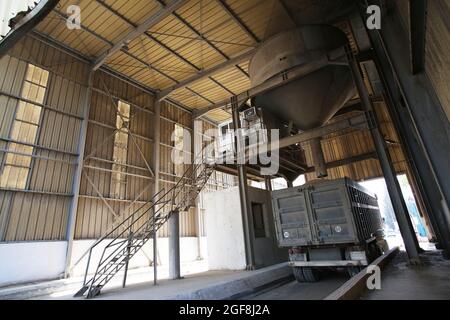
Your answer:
(272, 188), (313, 247)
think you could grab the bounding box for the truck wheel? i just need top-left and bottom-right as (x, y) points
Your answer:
(293, 267), (306, 282)
(302, 267), (320, 282)
(347, 266), (362, 278)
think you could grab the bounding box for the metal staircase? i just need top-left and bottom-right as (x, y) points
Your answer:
(74, 148), (215, 299)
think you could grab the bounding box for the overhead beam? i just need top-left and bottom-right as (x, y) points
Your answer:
(409, 0), (427, 74)
(216, 0), (260, 43)
(157, 48), (256, 100)
(50, 9), (179, 88)
(93, 0), (188, 70)
(304, 152), (378, 173)
(52, 7), (215, 103)
(274, 114), (367, 151)
(95, 0), (199, 72)
(30, 30), (160, 98)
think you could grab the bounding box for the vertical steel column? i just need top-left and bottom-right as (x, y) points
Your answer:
(231, 97), (255, 270)
(357, 6), (450, 257)
(64, 70), (93, 277)
(265, 177), (272, 191)
(347, 49), (420, 262)
(152, 100), (161, 285)
(310, 138), (327, 178)
(169, 209), (181, 279)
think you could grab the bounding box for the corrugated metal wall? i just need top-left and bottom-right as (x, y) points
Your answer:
(0, 35), (89, 241)
(74, 70), (156, 239)
(0, 35), (225, 242)
(158, 101), (198, 237)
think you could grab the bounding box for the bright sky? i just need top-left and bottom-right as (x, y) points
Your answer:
(0, 0), (38, 37)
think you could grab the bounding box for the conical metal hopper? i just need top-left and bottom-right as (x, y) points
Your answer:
(250, 25), (355, 131)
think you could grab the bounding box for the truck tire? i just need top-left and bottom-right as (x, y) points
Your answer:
(302, 267), (320, 282)
(293, 267), (306, 282)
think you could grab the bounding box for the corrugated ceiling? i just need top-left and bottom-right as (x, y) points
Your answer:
(30, 0), (365, 123)
(32, 0), (264, 120)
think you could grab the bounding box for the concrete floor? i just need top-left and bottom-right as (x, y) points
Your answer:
(1, 260), (208, 300)
(32, 263), (292, 300)
(362, 250), (450, 300)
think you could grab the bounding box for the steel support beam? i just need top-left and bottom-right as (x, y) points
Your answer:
(347, 48), (420, 263)
(93, 0), (187, 70)
(155, 0), (249, 79)
(152, 100), (161, 285)
(64, 71), (93, 277)
(168, 209), (181, 279)
(360, 5), (450, 257)
(95, 0), (225, 103)
(216, 0), (260, 43)
(409, 0), (427, 74)
(266, 114), (366, 154)
(231, 97), (255, 270)
(157, 48), (256, 101)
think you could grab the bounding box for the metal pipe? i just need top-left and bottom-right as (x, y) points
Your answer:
(346, 47), (420, 263)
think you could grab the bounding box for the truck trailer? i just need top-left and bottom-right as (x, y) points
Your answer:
(271, 178), (387, 282)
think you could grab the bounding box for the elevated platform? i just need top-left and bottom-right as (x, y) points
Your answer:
(0, 262), (291, 300)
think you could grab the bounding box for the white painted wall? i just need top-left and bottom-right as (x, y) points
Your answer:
(0, 241), (67, 287)
(0, 237), (206, 287)
(204, 187), (247, 270)
(70, 237), (205, 277)
(204, 186), (288, 271)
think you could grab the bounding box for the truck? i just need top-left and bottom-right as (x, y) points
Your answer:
(271, 177), (387, 282)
